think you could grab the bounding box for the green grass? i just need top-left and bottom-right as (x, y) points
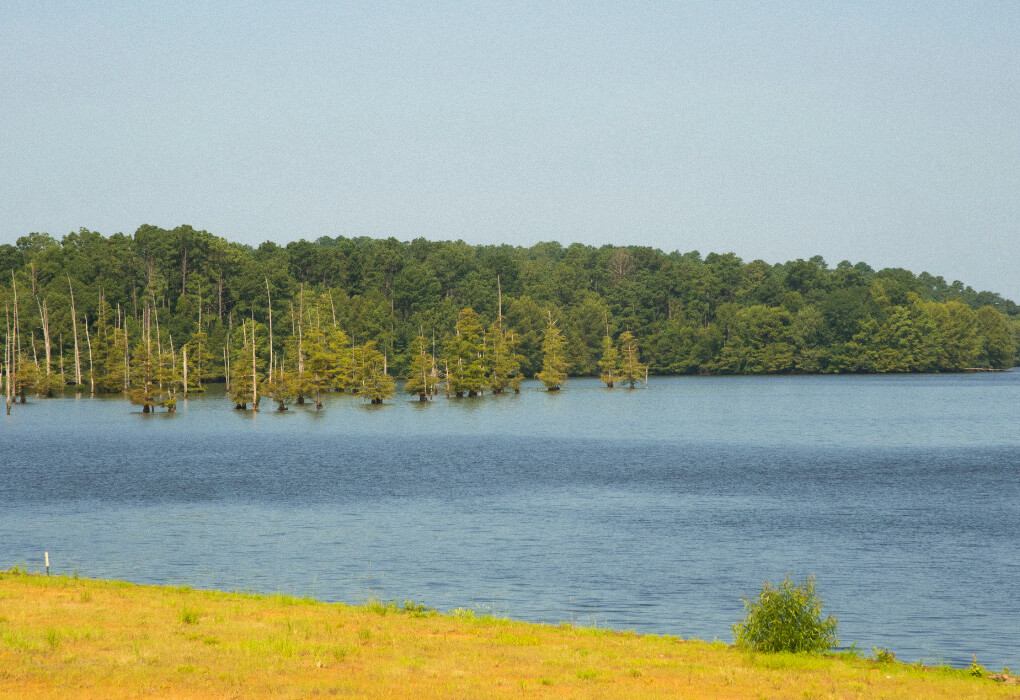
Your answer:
(0, 569), (1015, 699)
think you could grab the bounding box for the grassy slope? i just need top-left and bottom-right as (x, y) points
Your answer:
(0, 571), (1015, 699)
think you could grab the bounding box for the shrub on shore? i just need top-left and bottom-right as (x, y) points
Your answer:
(733, 574), (838, 653)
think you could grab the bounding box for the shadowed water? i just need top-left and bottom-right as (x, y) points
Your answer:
(3, 373), (1018, 669)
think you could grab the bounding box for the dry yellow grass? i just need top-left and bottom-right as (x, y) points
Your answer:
(0, 569), (1016, 699)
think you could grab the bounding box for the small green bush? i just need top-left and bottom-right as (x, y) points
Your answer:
(968, 655), (986, 677)
(401, 600), (434, 617)
(732, 574), (838, 653)
(873, 647), (896, 663)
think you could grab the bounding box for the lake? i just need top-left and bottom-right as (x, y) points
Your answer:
(3, 372), (1019, 670)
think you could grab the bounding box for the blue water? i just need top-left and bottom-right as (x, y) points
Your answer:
(2, 373), (1018, 669)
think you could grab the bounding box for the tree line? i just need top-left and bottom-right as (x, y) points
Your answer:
(2, 225), (1016, 410)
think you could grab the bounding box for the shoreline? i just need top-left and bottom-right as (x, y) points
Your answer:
(2, 569), (1016, 698)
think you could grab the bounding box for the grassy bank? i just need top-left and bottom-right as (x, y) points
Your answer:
(0, 569), (1015, 698)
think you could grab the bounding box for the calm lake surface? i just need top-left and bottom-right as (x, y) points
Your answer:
(3, 373), (1019, 669)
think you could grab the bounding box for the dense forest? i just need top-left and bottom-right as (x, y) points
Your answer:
(2, 225), (1017, 409)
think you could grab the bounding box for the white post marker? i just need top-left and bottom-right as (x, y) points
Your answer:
(45, 551), (50, 576)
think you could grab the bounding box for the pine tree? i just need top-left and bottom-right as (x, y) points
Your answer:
(15, 358), (40, 402)
(92, 299), (125, 393)
(303, 325), (332, 409)
(325, 327), (353, 392)
(445, 308), (486, 397)
(504, 330), (525, 393)
(302, 324), (352, 408)
(128, 339), (159, 413)
(537, 310), (569, 391)
(404, 330), (438, 401)
(227, 319), (264, 410)
(618, 331), (648, 388)
(33, 363), (63, 397)
(127, 306), (170, 412)
(186, 329), (209, 393)
(599, 333), (621, 388)
(155, 342), (183, 411)
(355, 340), (395, 404)
(263, 354), (299, 411)
(97, 326), (128, 394)
(485, 319), (524, 394)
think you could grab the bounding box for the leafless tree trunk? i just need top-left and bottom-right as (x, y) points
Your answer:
(250, 317), (258, 411)
(123, 327), (130, 392)
(68, 276), (82, 386)
(4, 318), (11, 414)
(298, 285), (304, 376)
(84, 314), (95, 395)
(266, 278), (274, 373)
(36, 297), (51, 375)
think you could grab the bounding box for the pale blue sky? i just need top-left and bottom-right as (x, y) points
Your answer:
(2, 1), (1017, 299)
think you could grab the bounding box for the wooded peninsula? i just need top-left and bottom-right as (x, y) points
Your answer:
(2, 226), (1017, 411)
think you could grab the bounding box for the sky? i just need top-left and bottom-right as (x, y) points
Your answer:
(2, 1), (1018, 300)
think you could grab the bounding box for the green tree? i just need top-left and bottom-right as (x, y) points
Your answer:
(617, 331), (648, 388)
(227, 319), (264, 410)
(976, 306), (1015, 369)
(127, 339), (159, 413)
(870, 296), (942, 373)
(404, 330), (438, 401)
(304, 325), (335, 409)
(501, 329), (525, 393)
(708, 305), (796, 374)
(94, 315), (129, 394)
(505, 295), (547, 377)
(739, 306), (796, 374)
(536, 311), (569, 391)
(355, 340), (395, 404)
(565, 292), (610, 374)
(33, 363), (64, 398)
(186, 329), (210, 392)
(927, 301), (979, 370)
(14, 358), (40, 402)
(324, 326), (353, 392)
(598, 333), (621, 387)
(155, 343), (183, 411)
(444, 308), (486, 397)
(263, 359), (299, 411)
(483, 317), (524, 394)
(791, 305), (826, 373)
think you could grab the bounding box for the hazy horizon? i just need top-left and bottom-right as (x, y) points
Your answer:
(2, 2), (1017, 300)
